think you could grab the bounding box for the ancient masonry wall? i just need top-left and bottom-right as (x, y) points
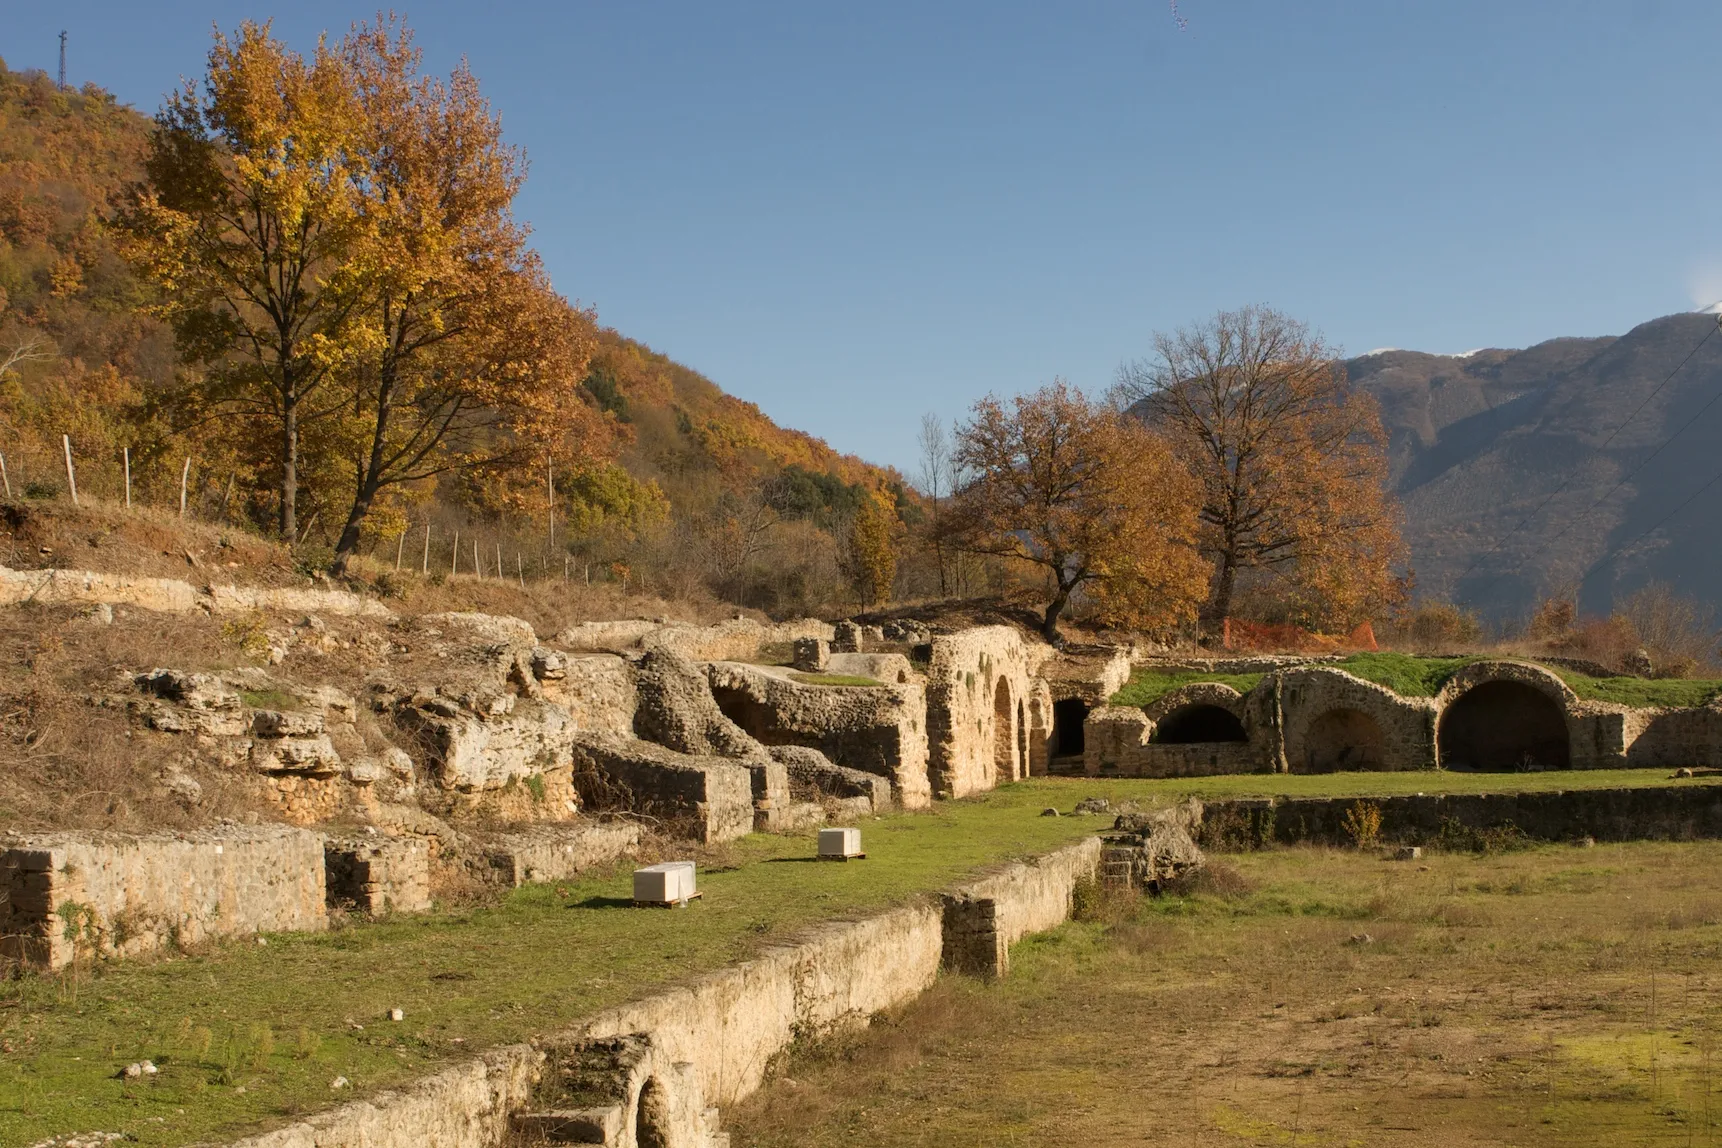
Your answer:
(705, 662), (931, 809)
(924, 626), (1050, 799)
(0, 825), (327, 969)
(216, 836), (1104, 1148)
(0, 562), (392, 617)
(1200, 786), (1722, 848)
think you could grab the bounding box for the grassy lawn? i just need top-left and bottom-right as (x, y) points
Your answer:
(1111, 651), (1722, 709)
(8, 772), (1717, 1146)
(0, 785), (1118, 1148)
(1061, 768), (1722, 802)
(728, 839), (1722, 1147)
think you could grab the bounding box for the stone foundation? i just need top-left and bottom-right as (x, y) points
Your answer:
(325, 836), (433, 915)
(0, 825), (326, 969)
(485, 822), (643, 887)
(570, 737), (756, 843)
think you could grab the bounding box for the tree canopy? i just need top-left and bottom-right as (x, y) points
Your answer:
(948, 381), (1209, 642)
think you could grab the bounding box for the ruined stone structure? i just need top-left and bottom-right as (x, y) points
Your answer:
(1082, 658), (1720, 776)
(924, 626), (1053, 798)
(706, 661), (929, 807)
(0, 825), (327, 969)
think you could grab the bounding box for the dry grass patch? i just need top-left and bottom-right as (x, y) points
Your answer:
(728, 841), (1722, 1147)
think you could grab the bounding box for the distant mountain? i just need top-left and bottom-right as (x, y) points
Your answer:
(1346, 312), (1722, 620)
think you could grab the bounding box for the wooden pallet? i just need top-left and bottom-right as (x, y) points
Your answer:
(632, 890), (704, 908)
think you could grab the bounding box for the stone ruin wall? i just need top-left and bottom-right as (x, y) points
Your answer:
(924, 626), (1052, 798)
(1084, 657), (1722, 777)
(0, 825), (327, 969)
(705, 661), (931, 808)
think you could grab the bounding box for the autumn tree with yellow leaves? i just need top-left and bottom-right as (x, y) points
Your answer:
(948, 381), (1209, 643)
(1118, 305), (1406, 633)
(118, 23), (366, 541)
(119, 19), (610, 569)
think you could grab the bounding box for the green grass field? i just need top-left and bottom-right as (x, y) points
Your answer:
(7, 771), (1718, 1146)
(1111, 651), (1722, 709)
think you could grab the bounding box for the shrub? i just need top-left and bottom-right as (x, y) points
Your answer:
(1341, 800), (1382, 849)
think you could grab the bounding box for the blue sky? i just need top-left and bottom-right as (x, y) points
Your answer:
(9, 2), (1722, 474)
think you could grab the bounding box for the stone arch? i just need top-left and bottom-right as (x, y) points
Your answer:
(1438, 680), (1570, 770)
(634, 1076), (672, 1148)
(1153, 704), (1248, 744)
(1298, 707), (1387, 772)
(1017, 699), (1028, 770)
(1052, 697), (1089, 759)
(993, 677), (1017, 783)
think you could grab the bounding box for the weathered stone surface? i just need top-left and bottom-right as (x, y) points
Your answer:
(924, 627), (1052, 799)
(571, 736), (755, 843)
(634, 650), (768, 760)
(706, 662), (926, 808)
(0, 825), (326, 969)
(325, 836), (432, 914)
(1105, 801), (1206, 889)
(770, 744), (893, 812)
(484, 822), (641, 886)
(939, 837), (1102, 979)
(792, 637), (829, 672)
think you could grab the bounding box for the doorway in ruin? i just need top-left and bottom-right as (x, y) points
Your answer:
(1052, 698), (1089, 760)
(1152, 704), (1247, 744)
(994, 677), (1017, 783)
(1299, 708), (1387, 772)
(1438, 681), (1570, 770)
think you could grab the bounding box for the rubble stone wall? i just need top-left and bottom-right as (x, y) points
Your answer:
(1278, 668), (1437, 773)
(706, 662), (930, 808)
(925, 627), (1050, 798)
(570, 737), (756, 843)
(215, 835), (1106, 1147)
(0, 825), (327, 969)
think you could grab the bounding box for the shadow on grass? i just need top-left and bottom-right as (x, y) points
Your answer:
(569, 896), (636, 910)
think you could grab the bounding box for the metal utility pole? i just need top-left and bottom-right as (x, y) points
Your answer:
(58, 32), (67, 91)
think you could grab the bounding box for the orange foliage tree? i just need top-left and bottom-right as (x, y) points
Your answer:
(1118, 306), (1405, 633)
(948, 381), (1209, 643)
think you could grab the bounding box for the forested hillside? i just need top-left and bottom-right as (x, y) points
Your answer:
(0, 55), (918, 617)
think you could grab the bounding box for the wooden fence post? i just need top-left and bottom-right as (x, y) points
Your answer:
(423, 523), (431, 575)
(179, 458), (191, 518)
(123, 447), (131, 509)
(0, 451), (10, 499)
(62, 435), (78, 507)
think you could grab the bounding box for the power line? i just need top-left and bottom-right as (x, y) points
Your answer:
(1448, 313), (1722, 592)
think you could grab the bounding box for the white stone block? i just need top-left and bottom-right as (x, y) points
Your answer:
(634, 861), (696, 904)
(819, 827), (863, 858)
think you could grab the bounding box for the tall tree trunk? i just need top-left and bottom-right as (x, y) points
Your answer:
(1041, 574), (1073, 645)
(330, 381), (395, 576)
(1205, 553), (1238, 640)
(280, 400), (298, 541)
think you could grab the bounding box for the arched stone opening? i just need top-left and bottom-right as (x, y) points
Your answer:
(1438, 681), (1570, 770)
(634, 1076), (672, 1148)
(1153, 704), (1247, 744)
(1299, 708), (1387, 773)
(1052, 698), (1089, 758)
(1017, 699), (1028, 768)
(993, 677), (1017, 783)
(710, 684), (775, 742)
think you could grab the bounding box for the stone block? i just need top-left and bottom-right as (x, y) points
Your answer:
(325, 836), (432, 914)
(487, 822), (642, 886)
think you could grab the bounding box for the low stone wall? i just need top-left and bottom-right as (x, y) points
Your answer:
(1199, 784), (1722, 849)
(1082, 705), (1262, 777)
(215, 835), (1106, 1148)
(0, 825), (327, 969)
(485, 823), (643, 887)
(0, 562), (391, 618)
(941, 837), (1101, 977)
